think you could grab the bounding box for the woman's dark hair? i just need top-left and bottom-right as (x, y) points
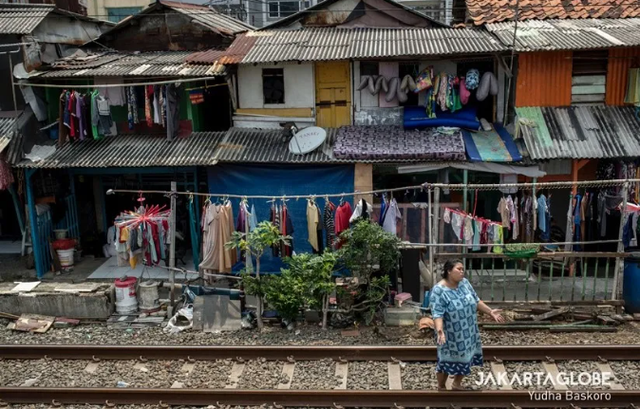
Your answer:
(442, 259), (463, 279)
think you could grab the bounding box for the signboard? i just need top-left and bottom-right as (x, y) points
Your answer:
(288, 127), (327, 155)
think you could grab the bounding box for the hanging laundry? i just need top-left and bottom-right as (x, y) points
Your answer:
(145, 86), (153, 128)
(497, 197), (510, 229)
(382, 197), (401, 236)
(537, 193), (549, 235)
(280, 203), (294, 257)
(378, 195), (387, 226)
(95, 77), (126, 106)
(153, 85), (162, 125)
(126, 86), (139, 130)
(324, 200), (336, 250)
(96, 95), (114, 136)
(307, 200), (321, 253)
(68, 92), (76, 139)
(271, 203), (281, 257)
(90, 90), (100, 140)
(199, 201), (237, 277)
(166, 83), (181, 141)
(492, 225), (504, 254)
(335, 200), (352, 236)
(349, 198), (372, 223)
(114, 204), (171, 268)
(472, 220), (482, 251)
(249, 204), (258, 232)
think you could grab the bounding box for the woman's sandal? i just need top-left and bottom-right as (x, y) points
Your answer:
(451, 385), (474, 391)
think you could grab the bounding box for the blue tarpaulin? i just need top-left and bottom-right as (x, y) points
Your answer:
(207, 164), (355, 273)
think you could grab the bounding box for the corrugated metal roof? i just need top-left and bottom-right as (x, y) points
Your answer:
(230, 27), (506, 63)
(161, 0), (254, 35)
(213, 127), (347, 164)
(487, 19), (640, 51)
(0, 116), (18, 158)
(0, 4), (53, 34)
(16, 132), (224, 169)
(515, 106), (640, 160)
(37, 51), (226, 78)
(185, 49), (227, 64)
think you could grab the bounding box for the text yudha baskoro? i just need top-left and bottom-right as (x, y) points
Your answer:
(529, 391), (612, 402)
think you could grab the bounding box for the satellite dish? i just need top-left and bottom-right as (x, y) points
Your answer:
(288, 126), (327, 155)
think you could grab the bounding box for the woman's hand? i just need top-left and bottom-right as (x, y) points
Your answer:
(437, 329), (446, 345)
(490, 309), (505, 323)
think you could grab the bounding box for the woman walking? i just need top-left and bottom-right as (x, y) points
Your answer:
(429, 259), (504, 390)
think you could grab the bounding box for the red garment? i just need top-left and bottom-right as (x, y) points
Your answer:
(334, 201), (352, 235)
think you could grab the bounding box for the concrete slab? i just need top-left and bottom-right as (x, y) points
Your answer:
(0, 240), (21, 254)
(202, 295), (242, 332)
(0, 282), (113, 319)
(88, 254), (196, 280)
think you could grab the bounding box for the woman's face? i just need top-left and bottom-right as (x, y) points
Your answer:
(448, 262), (465, 282)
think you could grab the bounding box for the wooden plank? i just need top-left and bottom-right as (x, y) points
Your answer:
(572, 75), (606, 85)
(596, 362), (625, 390)
(277, 362), (296, 390)
(225, 362), (245, 389)
(388, 362), (402, 390)
(597, 315), (618, 325)
(572, 94), (606, 103)
(335, 362), (348, 390)
(571, 84), (606, 95)
(549, 326), (617, 333)
(531, 307), (570, 321)
(490, 362), (513, 390)
(543, 363), (568, 391)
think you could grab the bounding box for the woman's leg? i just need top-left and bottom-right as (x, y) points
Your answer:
(451, 375), (465, 389)
(436, 372), (448, 390)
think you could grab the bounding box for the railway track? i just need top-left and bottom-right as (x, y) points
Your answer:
(1, 345), (640, 408)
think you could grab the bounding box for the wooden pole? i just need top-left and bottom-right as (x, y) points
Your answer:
(169, 181), (177, 307)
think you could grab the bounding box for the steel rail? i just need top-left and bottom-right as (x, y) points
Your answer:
(2, 345), (640, 361)
(0, 388), (638, 408)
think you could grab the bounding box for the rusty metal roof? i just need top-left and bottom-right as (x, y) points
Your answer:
(164, 1), (254, 35)
(466, 0), (640, 25)
(37, 51), (227, 78)
(228, 27), (505, 64)
(515, 106), (640, 160)
(487, 18), (640, 51)
(0, 4), (54, 34)
(185, 49), (227, 64)
(213, 127), (347, 164)
(16, 132), (224, 169)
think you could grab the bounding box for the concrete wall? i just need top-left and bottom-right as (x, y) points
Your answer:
(0, 288), (113, 319)
(87, 0), (149, 22)
(238, 62), (315, 109)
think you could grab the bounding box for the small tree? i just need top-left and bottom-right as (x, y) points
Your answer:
(282, 252), (337, 330)
(334, 219), (400, 325)
(226, 221), (289, 330)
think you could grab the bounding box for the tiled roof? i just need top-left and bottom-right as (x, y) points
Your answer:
(163, 1), (254, 35)
(487, 18), (640, 51)
(36, 51), (226, 78)
(515, 106), (640, 160)
(466, 0), (640, 25)
(226, 27), (505, 64)
(16, 132), (224, 169)
(0, 4), (53, 34)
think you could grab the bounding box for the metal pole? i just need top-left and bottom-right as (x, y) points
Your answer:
(612, 181), (628, 301)
(169, 181), (177, 307)
(427, 184), (434, 285)
(432, 186), (441, 287)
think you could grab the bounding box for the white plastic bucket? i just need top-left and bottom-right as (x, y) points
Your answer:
(54, 229), (68, 239)
(56, 249), (75, 268)
(115, 276), (138, 314)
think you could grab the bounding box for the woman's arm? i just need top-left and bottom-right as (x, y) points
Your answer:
(434, 317), (446, 345)
(477, 300), (505, 322)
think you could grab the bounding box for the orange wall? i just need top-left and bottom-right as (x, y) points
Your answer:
(606, 47), (640, 106)
(516, 51), (573, 107)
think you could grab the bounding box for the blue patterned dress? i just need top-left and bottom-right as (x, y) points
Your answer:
(429, 278), (483, 375)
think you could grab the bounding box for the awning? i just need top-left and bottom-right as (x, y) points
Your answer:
(397, 161), (546, 177)
(462, 124), (522, 162)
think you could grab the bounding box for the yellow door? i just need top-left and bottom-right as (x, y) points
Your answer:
(315, 61), (351, 127)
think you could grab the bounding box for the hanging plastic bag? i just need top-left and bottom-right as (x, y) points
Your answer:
(414, 66), (433, 93)
(163, 304), (193, 335)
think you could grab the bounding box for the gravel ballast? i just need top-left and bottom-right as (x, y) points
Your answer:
(347, 361), (389, 390)
(291, 359), (339, 389)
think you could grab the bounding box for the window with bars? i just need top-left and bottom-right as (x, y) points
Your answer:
(268, 0), (310, 18)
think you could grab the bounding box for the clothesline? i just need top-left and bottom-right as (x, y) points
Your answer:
(106, 184), (427, 200)
(415, 239), (622, 248)
(18, 76), (223, 89)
